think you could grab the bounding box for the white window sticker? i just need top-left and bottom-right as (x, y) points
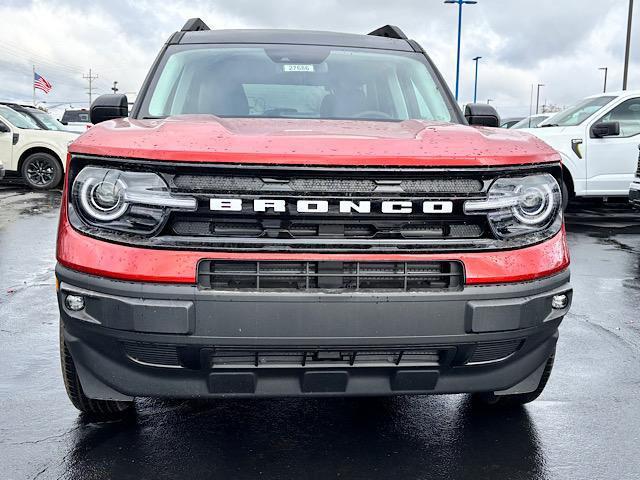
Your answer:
(283, 64), (315, 73)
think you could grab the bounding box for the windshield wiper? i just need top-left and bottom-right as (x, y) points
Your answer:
(540, 123), (559, 128)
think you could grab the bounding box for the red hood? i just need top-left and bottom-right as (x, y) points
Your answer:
(69, 116), (559, 167)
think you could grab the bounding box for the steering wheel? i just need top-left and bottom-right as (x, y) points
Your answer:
(353, 110), (393, 120)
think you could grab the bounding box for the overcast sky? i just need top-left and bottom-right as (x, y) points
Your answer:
(0, 0), (638, 117)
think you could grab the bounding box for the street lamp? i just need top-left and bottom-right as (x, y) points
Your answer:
(444, 0), (478, 101)
(535, 83), (545, 114)
(486, 98), (494, 105)
(472, 56), (482, 103)
(623, 0), (634, 90)
(599, 67), (608, 93)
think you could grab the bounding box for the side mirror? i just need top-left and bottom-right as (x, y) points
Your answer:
(90, 94), (128, 124)
(0, 123), (9, 133)
(464, 103), (500, 128)
(590, 121), (620, 138)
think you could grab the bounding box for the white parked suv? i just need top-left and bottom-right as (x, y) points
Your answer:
(0, 105), (79, 189)
(524, 91), (640, 206)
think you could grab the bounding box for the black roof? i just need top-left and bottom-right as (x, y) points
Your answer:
(178, 29), (415, 52)
(0, 102), (31, 109)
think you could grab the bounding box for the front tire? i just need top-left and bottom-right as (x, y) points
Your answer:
(60, 326), (134, 418)
(472, 352), (555, 409)
(22, 152), (63, 190)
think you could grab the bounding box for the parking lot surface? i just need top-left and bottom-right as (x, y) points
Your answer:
(1, 185), (640, 480)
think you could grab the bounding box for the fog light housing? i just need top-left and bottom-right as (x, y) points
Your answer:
(551, 294), (568, 310)
(65, 294), (85, 311)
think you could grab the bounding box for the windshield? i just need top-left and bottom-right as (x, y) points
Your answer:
(140, 45), (455, 122)
(24, 109), (66, 131)
(542, 96), (616, 127)
(0, 105), (41, 129)
(512, 115), (550, 129)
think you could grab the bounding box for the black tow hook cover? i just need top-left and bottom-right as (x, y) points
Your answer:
(391, 370), (439, 391)
(302, 371), (349, 393)
(209, 372), (257, 394)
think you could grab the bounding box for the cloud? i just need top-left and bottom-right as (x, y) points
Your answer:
(0, 0), (637, 117)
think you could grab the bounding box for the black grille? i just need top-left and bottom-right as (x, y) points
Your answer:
(198, 260), (464, 291)
(467, 340), (522, 364)
(123, 342), (181, 367)
(173, 174), (483, 194)
(209, 347), (446, 368)
(165, 166), (491, 252)
(119, 342), (457, 370)
(171, 219), (484, 240)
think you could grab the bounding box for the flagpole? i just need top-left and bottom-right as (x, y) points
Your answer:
(32, 65), (35, 106)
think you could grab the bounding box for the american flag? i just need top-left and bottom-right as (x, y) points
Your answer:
(34, 72), (52, 94)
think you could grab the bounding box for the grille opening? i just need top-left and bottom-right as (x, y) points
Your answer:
(168, 169), (488, 251)
(123, 342), (181, 367)
(171, 219), (485, 240)
(209, 347), (447, 368)
(467, 339), (523, 364)
(198, 260), (464, 291)
(172, 174), (483, 194)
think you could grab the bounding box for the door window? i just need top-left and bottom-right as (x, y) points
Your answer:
(598, 98), (640, 137)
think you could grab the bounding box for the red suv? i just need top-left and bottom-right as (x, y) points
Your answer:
(57, 20), (571, 417)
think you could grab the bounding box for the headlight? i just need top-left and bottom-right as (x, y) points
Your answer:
(464, 174), (562, 239)
(71, 166), (196, 234)
(78, 173), (128, 221)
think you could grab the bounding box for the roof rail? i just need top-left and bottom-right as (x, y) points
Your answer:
(368, 25), (407, 40)
(181, 18), (210, 32)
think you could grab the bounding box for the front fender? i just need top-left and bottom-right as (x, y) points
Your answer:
(556, 149), (585, 196)
(14, 139), (68, 172)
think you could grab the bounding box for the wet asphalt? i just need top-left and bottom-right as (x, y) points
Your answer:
(1, 184), (639, 480)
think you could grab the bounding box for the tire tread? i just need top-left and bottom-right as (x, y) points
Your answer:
(60, 326), (133, 418)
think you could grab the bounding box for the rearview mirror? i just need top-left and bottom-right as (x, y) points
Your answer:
(90, 94), (128, 124)
(590, 121), (620, 138)
(464, 103), (500, 128)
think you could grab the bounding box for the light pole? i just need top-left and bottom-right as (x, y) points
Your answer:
(535, 83), (545, 114)
(486, 98), (493, 105)
(444, 0), (478, 101)
(599, 67), (608, 93)
(623, 0), (634, 90)
(472, 56), (482, 103)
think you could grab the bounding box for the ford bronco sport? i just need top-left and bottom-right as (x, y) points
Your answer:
(57, 19), (572, 417)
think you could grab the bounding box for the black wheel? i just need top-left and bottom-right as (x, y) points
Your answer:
(561, 179), (570, 211)
(472, 352), (555, 409)
(22, 152), (63, 190)
(60, 325), (134, 418)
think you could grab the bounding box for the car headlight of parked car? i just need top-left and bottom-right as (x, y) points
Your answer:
(464, 174), (562, 239)
(71, 166), (197, 234)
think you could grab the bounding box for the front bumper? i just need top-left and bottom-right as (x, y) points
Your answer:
(630, 180), (640, 208)
(57, 265), (572, 400)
